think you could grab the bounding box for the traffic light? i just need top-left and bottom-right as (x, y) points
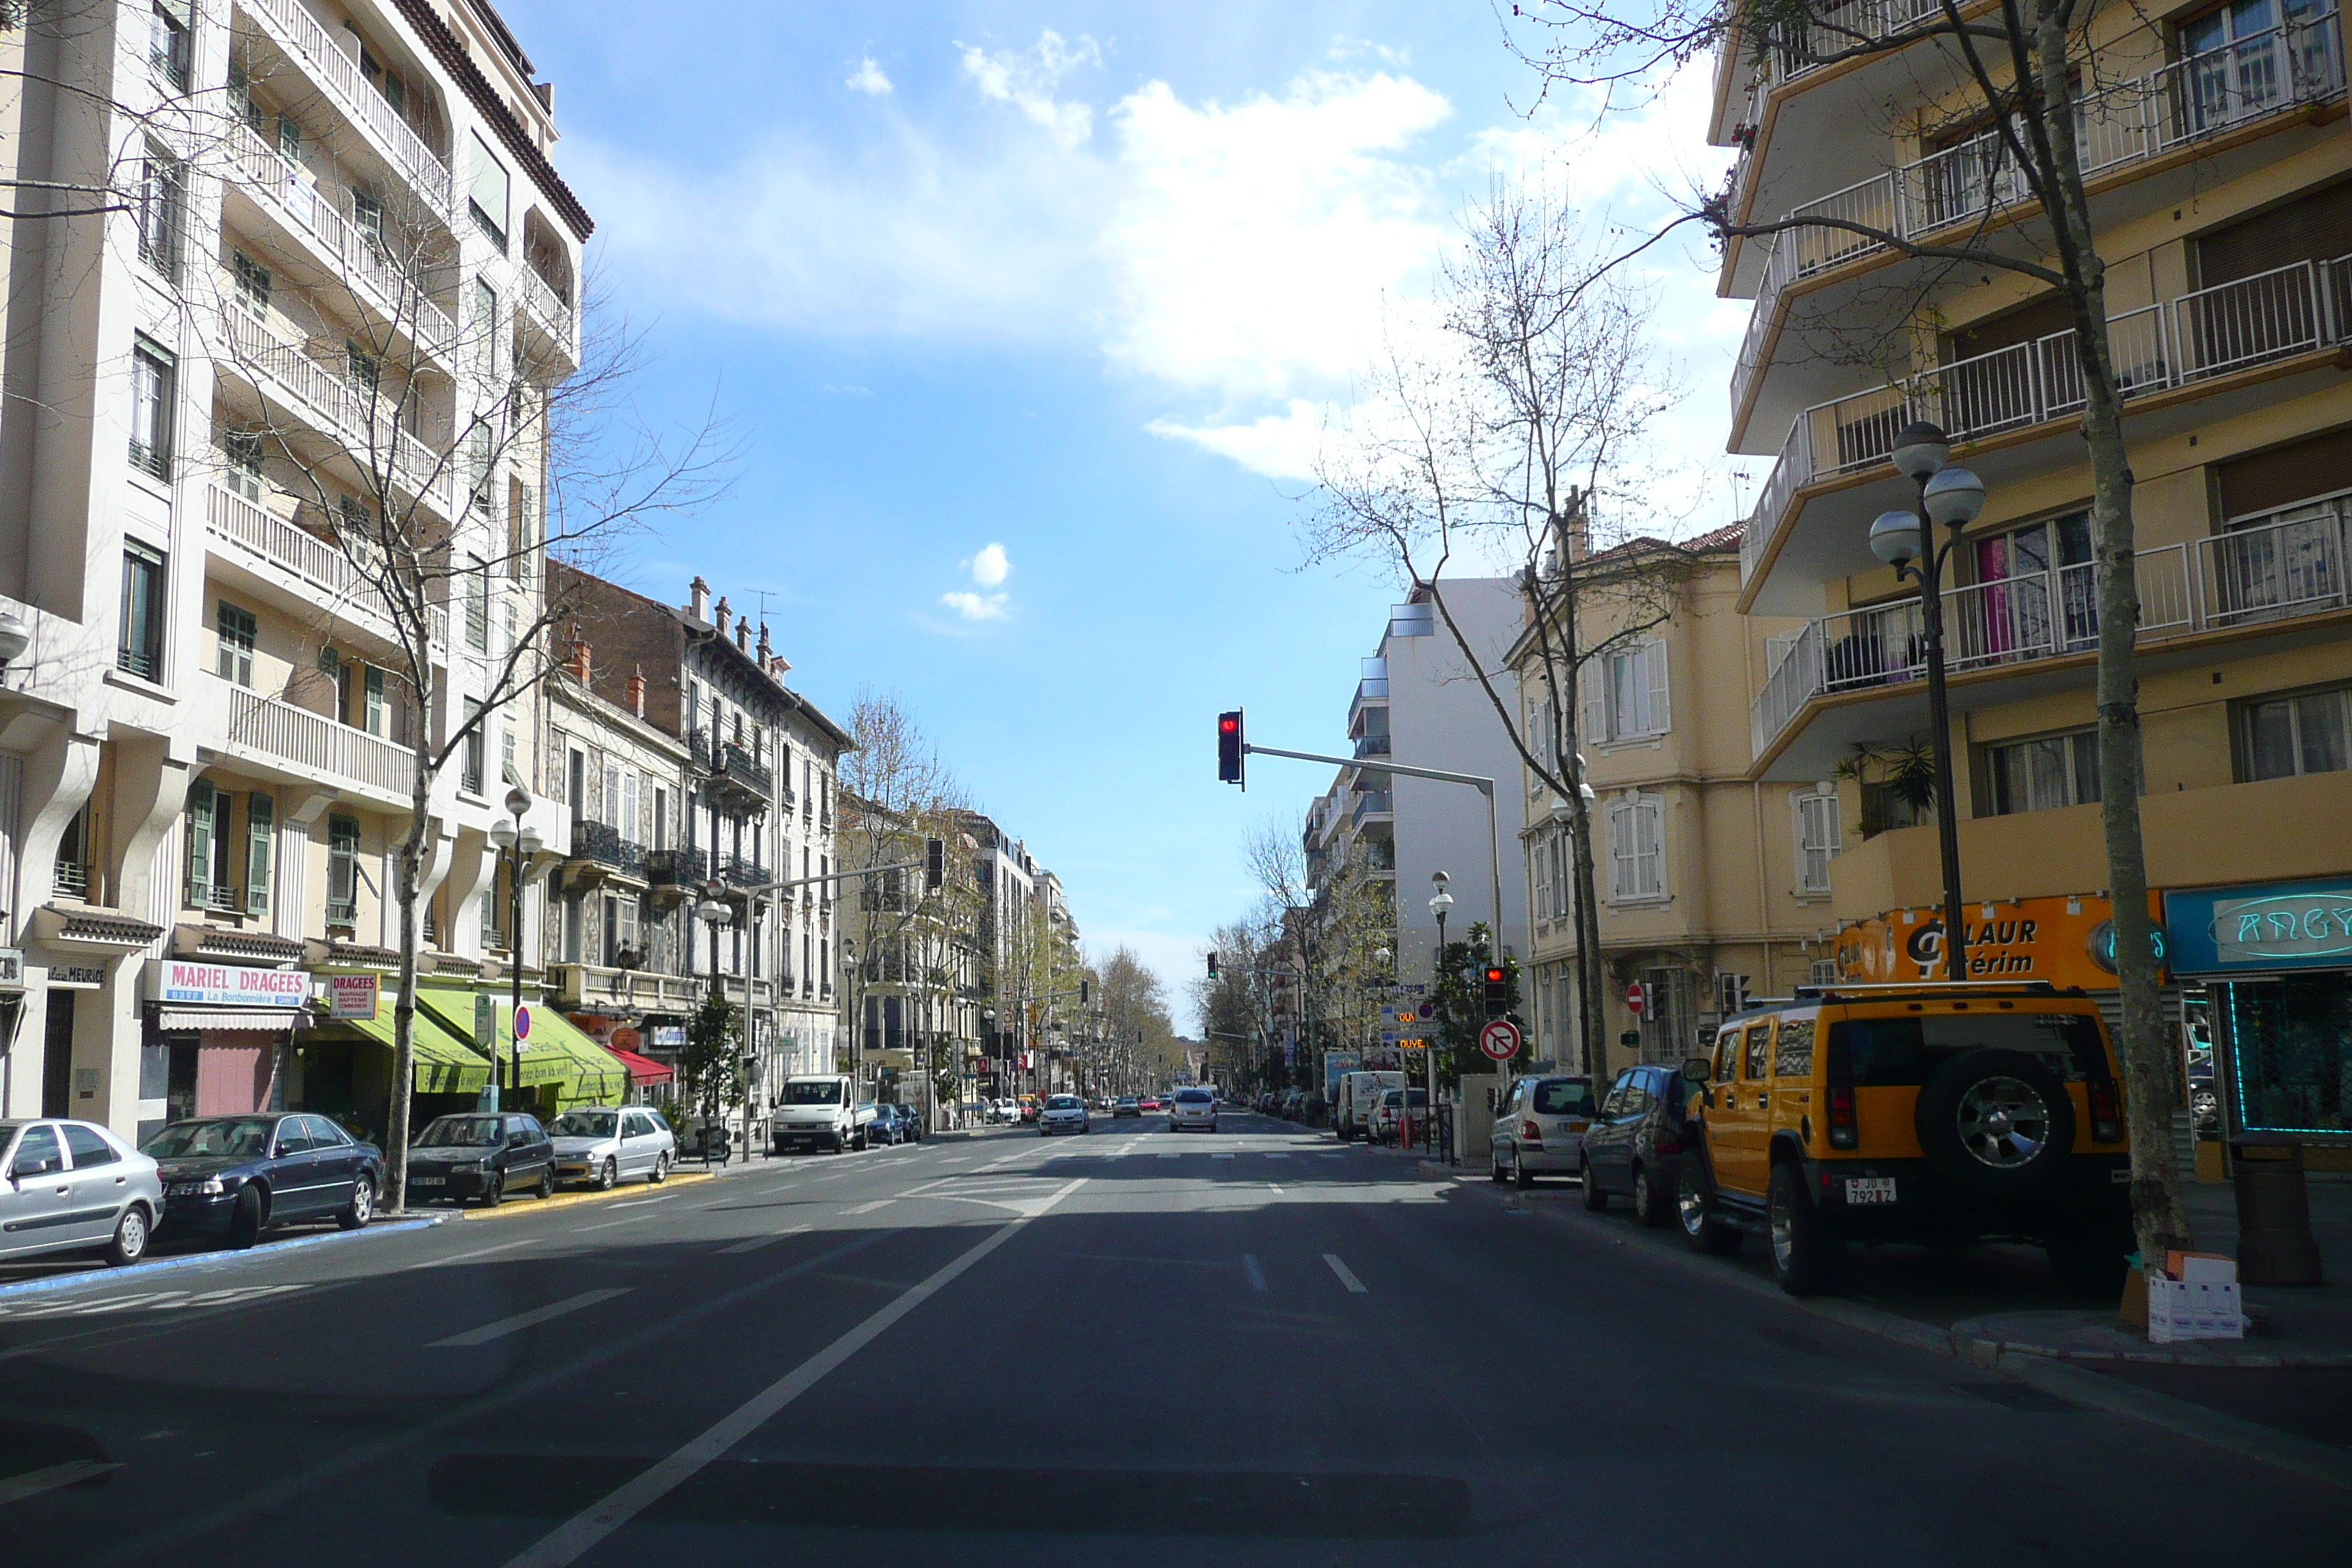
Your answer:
(1482, 963), (1509, 1016)
(1217, 709), (1244, 786)
(1207, 951), (1220, 981)
(924, 836), (945, 892)
(1079, 979), (1090, 1006)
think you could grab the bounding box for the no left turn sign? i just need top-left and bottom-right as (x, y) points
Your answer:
(1478, 1019), (1521, 1062)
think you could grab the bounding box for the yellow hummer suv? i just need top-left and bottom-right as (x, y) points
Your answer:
(1677, 981), (2133, 1296)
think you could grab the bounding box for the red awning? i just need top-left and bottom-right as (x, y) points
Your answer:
(606, 1046), (673, 1086)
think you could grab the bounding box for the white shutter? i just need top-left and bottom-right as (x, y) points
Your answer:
(1532, 834), (1552, 921)
(1644, 641), (1671, 735)
(1795, 792), (1842, 894)
(623, 772), (640, 845)
(1640, 797), (1666, 897)
(1583, 662), (1608, 745)
(1606, 800), (1632, 901)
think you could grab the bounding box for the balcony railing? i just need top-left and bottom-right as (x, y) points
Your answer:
(685, 728), (777, 799)
(186, 880), (246, 914)
(218, 676), (410, 797)
(218, 309), (453, 513)
(244, 0), (453, 211)
(570, 820), (646, 878)
(1353, 734), (1392, 760)
(206, 485), (448, 647)
(1751, 507), (2352, 756)
(53, 859), (88, 899)
(517, 263), (576, 347)
(1762, 0), (1951, 86)
(1351, 790), (1393, 826)
(1739, 255), (2352, 587)
(719, 853), (768, 889)
(1732, 13), (2345, 423)
(645, 846), (706, 887)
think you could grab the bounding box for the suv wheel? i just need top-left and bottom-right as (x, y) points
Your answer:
(1767, 1161), (1842, 1296)
(1632, 1164), (1671, 1229)
(1678, 1163), (1740, 1255)
(1915, 1048), (2076, 1199)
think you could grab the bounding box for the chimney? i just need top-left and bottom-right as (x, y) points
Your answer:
(689, 576), (710, 622)
(757, 622), (772, 663)
(569, 630), (592, 683)
(627, 665), (647, 718)
(735, 614), (750, 651)
(711, 594), (728, 633)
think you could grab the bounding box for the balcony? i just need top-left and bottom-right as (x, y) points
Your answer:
(645, 846), (706, 888)
(1739, 254), (2352, 605)
(718, 853), (769, 891)
(206, 484), (447, 648)
(1351, 790), (1393, 829)
(550, 962), (706, 1012)
(687, 728), (774, 805)
(1730, 12), (2345, 437)
(1352, 734), (1392, 761)
(53, 859), (89, 900)
(516, 263), (578, 363)
(1751, 505), (2352, 772)
(568, 819), (646, 882)
(216, 309), (454, 514)
(241, 0), (453, 213)
(212, 675), (410, 803)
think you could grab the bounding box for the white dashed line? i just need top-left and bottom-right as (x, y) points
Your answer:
(1242, 1254), (1267, 1292)
(1322, 1254), (1368, 1294)
(720, 1223), (810, 1255)
(842, 1199), (893, 1215)
(431, 1289), (631, 1347)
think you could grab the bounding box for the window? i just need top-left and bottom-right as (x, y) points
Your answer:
(63, 1124), (119, 1169)
(509, 485), (533, 579)
(227, 56), (260, 126)
(461, 699), (485, 794)
(129, 338), (175, 478)
(466, 557), (489, 649)
(1742, 1020), (1770, 1079)
(118, 543), (165, 679)
(1983, 729), (2100, 815)
(469, 425), (492, 511)
(622, 772), (640, 844)
(2179, 0), (2326, 130)
(327, 815), (360, 924)
(350, 189), (382, 252)
(148, 0), (190, 88)
(653, 786), (668, 851)
(468, 131), (510, 250)
(502, 726), (517, 785)
(2242, 685), (2352, 780)
(1793, 791), (1840, 894)
(231, 252), (271, 318)
(474, 281), (498, 382)
(222, 429), (265, 502)
(276, 110), (303, 166)
(137, 148), (184, 279)
(185, 778), (223, 908)
(246, 792), (273, 916)
(361, 666), (388, 736)
(1605, 794), (1665, 902)
(215, 601), (256, 687)
(1584, 641), (1670, 743)
(1773, 1017), (1817, 1078)
(345, 340), (381, 398)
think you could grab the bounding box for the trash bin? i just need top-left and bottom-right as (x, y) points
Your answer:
(2231, 1138), (2324, 1286)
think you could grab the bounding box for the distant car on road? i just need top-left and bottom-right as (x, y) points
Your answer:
(549, 1106), (675, 1190)
(1112, 1096), (1141, 1118)
(1486, 1074), (1597, 1190)
(4, 1118), (163, 1267)
(1039, 1095), (1090, 1136)
(1166, 1088), (1218, 1133)
(1578, 1066), (1693, 1222)
(1371, 1088), (1428, 1145)
(1138, 1096), (1162, 1113)
(147, 1113), (379, 1247)
(867, 1104), (906, 1146)
(404, 1113), (557, 1207)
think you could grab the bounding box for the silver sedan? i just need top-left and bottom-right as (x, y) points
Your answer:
(549, 1106), (676, 1189)
(0, 1118), (163, 1267)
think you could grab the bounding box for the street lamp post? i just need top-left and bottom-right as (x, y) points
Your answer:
(1428, 875), (1453, 1155)
(1869, 420), (1989, 982)
(485, 786), (542, 1115)
(696, 878), (732, 1156)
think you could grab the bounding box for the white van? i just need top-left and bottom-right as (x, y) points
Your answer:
(1333, 1071), (1404, 1142)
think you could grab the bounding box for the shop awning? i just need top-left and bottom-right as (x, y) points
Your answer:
(606, 1045), (673, 1086)
(156, 1008), (304, 1032)
(410, 988), (625, 1104)
(306, 994), (491, 1093)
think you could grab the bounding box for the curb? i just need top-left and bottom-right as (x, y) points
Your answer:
(1454, 1169), (2352, 1490)
(1950, 1319), (2352, 1370)
(452, 1170), (715, 1221)
(0, 1215), (442, 1303)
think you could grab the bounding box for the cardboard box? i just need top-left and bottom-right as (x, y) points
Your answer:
(2167, 1251), (2236, 1284)
(2148, 1278), (2245, 1343)
(2121, 1267), (2149, 1329)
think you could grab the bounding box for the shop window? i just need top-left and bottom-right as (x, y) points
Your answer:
(327, 815), (360, 926)
(2240, 684), (2352, 780)
(215, 601), (256, 687)
(1982, 729), (2100, 815)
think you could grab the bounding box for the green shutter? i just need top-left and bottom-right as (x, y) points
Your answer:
(246, 792), (274, 914)
(184, 779), (215, 905)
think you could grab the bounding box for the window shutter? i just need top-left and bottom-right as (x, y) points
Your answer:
(469, 131), (511, 245)
(246, 792), (274, 914)
(1639, 798), (1665, 897)
(1645, 641), (1671, 734)
(1583, 663), (1607, 745)
(1606, 800), (1630, 900)
(185, 779), (215, 902)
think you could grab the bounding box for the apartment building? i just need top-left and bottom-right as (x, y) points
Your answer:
(0, 0), (590, 1142)
(837, 793), (982, 1110)
(550, 568), (852, 1098)
(1713, 1), (2352, 1153)
(1509, 525), (1831, 1079)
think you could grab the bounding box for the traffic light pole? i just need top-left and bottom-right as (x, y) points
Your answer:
(1240, 743), (1504, 967)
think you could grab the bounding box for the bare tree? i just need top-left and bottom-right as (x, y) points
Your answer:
(1243, 813), (1392, 1089)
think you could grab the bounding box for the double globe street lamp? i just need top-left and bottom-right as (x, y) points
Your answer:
(1866, 419), (1989, 982)
(485, 786), (543, 1113)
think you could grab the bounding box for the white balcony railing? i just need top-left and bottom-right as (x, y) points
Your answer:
(217, 309), (456, 513)
(1738, 256), (2352, 587)
(205, 484), (448, 647)
(1751, 507), (2349, 757)
(516, 263), (576, 348)
(1732, 12), (2345, 422)
(219, 677), (412, 798)
(227, 123), (454, 349)
(244, 0), (453, 211)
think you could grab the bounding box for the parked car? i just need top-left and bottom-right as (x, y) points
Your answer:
(1370, 1088), (1428, 1144)
(896, 1104), (924, 1142)
(1039, 1095), (1090, 1136)
(1333, 1071), (1404, 1142)
(1019, 1096), (1042, 1124)
(3, 1118), (163, 1267)
(1678, 981), (2135, 1295)
(866, 1104), (905, 1146)
(1485, 1075), (1596, 1190)
(404, 1113), (558, 1207)
(1575, 1066), (1692, 1221)
(1278, 1089), (1305, 1120)
(1166, 1088), (1218, 1133)
(1112, 1096), (1142, 1118)
(549, 1106), (676, 1190)
(146, 1113), (379, 1247)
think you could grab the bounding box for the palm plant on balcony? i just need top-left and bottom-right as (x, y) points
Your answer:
(1510, 0), (2221, 1259)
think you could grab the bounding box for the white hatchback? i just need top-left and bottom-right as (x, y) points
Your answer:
(1038, 1095), (1090, 1136)
(1166, 1088), (1218, 1133)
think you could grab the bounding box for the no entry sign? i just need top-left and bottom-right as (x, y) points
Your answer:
(1478, 1019), (1522, 1061)
(1626, 983), (1648, 1017)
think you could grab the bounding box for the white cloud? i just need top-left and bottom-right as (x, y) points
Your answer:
(958, 29), (1101, 150)
(941, 589), (1010, 622)
(846, 56), (892, 96)
(967, 541), (1010, 586)
(937, 542), (1013, 622)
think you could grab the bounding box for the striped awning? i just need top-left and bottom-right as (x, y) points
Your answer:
(155, 1008), (304, 1032)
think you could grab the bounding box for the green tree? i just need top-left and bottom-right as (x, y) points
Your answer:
(1428, 921), (1526, 1089)
(678, 990), (745, 1131)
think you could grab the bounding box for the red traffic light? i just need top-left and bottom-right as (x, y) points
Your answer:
(1217, 709), (1245, 785)
(1483, 966), (1505, 984)
(1218, 715), (1239, 734)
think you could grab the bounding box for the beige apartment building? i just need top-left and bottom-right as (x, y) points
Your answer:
(0, 1), (595, 1142)
(1512, 527), (1832, 1082)
(1713, 1), (2352, 1153)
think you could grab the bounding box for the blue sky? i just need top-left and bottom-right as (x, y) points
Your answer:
(498, 0), (1743, 1026)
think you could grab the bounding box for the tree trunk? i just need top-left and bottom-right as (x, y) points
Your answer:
(384, 769), (431, 1215)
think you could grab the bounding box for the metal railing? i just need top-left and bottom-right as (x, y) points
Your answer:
(217, 309), (454, 513)
(244, 0), (453, 210)
(206, 484), (447, 647)
(1732, 12), (2344, 421)
(219, 676), (410, 797)
(1351, 790), (1393, 826)
(645, 846), (706, 886)
(53, 859), (88, 899)
(1741, 260), (2351, 587)
(187, 880), (245, 914)
(1752, 508), (2345, 755)
(570, 820), (646, 878)
(517, 263), (576, 347)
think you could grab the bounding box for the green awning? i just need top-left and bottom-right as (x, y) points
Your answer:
(306, 992), (492, 1093)
(521, 1007), (627, 1106)
(411, 988), (623, 1104)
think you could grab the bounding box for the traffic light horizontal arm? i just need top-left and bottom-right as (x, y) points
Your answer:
(731, 854), (928, 898)
(1243, 744), (1496, 797)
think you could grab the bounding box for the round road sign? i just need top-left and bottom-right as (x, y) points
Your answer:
(1477, 1019), (1521, 1062)
(1625, 982), (1646, 1018)
(1417, 1001), (1435, 1020)
(514, 1003), (532, 1041)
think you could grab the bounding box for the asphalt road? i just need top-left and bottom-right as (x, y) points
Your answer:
(0, 1112), (2342, 1564)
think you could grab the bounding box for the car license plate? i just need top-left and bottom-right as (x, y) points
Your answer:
(1564, 1122), (1588, 1134)
(1844, 1177), (1896, 1205)
(410, 1177), (445, 1187)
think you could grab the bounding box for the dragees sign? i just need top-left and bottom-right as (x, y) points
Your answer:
(2166, 880), (2352, 973)
(155, 961), (307, 1009)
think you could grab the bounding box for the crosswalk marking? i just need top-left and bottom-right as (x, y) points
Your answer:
(1241, 1254), (1267, 1292)
(719, 1223), (810, 1256)
(1322, 1254), (1368, 1294)
(431, 1289), (630, 1347)
(842, 1199), (893, 1215)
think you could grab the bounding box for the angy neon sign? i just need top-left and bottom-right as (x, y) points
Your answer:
(2212, 891), (2352, 963)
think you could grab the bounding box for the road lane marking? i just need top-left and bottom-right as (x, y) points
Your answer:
(1212, 1153), (1235, 1160)
(1322, 1254), (1368, 1294)
(1242, 1254), (1267, 1292)
(0, 1460), (119, 1507)
(410, 1239), (535, 1270)
(501, 1178), (1088, 1568)
(842, 1200), (893, 1215)
(719, 1224), (810, 1256)
(431, 1289), (631, 1347)
(1265, 1152), (1292, 1160)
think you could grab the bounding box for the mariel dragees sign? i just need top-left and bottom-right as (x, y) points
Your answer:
(154, 961), (308, 1009)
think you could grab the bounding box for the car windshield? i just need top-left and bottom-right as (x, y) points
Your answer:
(1175, 1090), (1212, 1104)
(551, 1110), (618, 1138)
(783, 1081), (843, 1105)
(417, 1116), (502, 1147)
(1047, 1096), (1082, 1109)
(142, 1117), (277, 1159)
(1532, 1079), (1597, 1117)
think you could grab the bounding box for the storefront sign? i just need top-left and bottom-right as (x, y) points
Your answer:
(2165, 879), (2352, 973)
(649, 1025), (686, 1049)
(1836, 893), (2167, 987)
(49, 965), (105, 990)
(326, 973), (379, 1019)
(1323, 1050), (1360, 1099)
(0, 949), (22, 989)
(153, 961), (307, 1009)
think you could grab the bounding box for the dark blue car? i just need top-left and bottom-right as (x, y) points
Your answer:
(143, 1113), (384, 1248)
